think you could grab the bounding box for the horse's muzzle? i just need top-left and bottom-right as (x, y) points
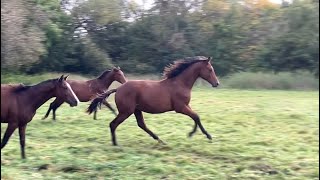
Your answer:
(69, 102), (78, 107)
(212, 82), (219, 87)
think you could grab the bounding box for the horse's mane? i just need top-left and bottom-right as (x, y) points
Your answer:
(163, 56), (208, 79)
(13, 84), (30, 93)
(97, 70), (111, 79)
(13, 79), (57, 93)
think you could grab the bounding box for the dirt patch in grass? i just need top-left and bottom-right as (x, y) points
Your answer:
(249, 163), (278, 175)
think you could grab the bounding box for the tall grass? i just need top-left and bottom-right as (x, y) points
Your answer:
(1, 71), (319, 90)
(221, 71), (319, 90)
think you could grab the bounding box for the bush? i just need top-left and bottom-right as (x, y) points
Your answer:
(221, 71), (319, 90)
(1, 72), (89, 85)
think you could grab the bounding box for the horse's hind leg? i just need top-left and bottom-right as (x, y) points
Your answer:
(93, 110), (97, 120)
(178, 105), (212, 140)
(1, 123), (18, 149)
(42, 104), (52, 120)
(189, 121), (198, 137)
(18, 124), (27, 159)
(109, 113), (131, 146)
(51, 100), (64, 121)
(134, 109), (164, 144)
(94, 101), (117, 120)
(102, 101), (117, 115)
(42, 99), (62, 121)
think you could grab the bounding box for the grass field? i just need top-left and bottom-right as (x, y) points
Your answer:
(1, 88), (319, 180)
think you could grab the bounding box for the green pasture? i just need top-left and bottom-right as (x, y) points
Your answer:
(1, 88), (319, 180)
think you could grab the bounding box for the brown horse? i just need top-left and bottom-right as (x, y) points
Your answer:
(42, 67), (127, 121)
(87, 56), (220, 146)
(1, 75), (79, 159)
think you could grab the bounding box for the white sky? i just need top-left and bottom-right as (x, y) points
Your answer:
(134, 0), (289, 9)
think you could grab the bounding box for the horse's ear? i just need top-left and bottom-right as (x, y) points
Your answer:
(207, 57), (212, 63)
(64, 75), (69, 80)
(58, 75), (64, 82)
(113, 67), (119, 72)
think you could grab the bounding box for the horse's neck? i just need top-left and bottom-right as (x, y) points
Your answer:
(95, 75), (113, 89)
(174, 64), (200, 89)
(25, 83), (55, 110)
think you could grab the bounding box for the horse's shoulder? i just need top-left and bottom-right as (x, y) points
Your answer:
(88, 80), (104, 90)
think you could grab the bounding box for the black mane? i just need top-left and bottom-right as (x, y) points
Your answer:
(13, 79), (57, 93)
(163, 56), (208, 79)
(97, 70), (111, 79)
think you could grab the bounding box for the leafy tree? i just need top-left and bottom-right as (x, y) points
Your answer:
(258, 0), (319, 76)
(1, 0), (47, 72)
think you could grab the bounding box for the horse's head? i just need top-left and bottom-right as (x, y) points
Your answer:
(55, 75), (79, 107)
(111, 67), (127, 84)
(199, 57), (220, 87)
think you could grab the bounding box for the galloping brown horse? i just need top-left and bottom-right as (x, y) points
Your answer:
(42, 67), (127, 121)
(1, 75), (79, 159)
(87, 56), (220, 146)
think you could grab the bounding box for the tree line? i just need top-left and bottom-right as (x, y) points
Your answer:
(1, 0), (319, 77)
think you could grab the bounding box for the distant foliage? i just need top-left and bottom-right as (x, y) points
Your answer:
(1, 0), (319, 77)
(1, 0), (47, 71)
(258, 0), (319, 76)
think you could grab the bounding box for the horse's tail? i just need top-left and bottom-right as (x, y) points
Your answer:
(87, 89), (117, 114)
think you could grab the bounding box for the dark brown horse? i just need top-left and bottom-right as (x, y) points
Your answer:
(42, 67), (127, 121)
(87, 56), (220, 146)
(1, 75), (79, 159)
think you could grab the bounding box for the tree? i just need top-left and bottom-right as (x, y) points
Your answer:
(258, 0), (319, 75)
(1, 0), (47, 72)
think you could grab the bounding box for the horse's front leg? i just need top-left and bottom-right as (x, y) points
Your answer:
(177, 105), (212, 140)
(1, 123), (18, 149)
(19, 124), (27, 159)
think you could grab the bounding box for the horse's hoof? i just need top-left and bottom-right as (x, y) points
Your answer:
(207, 134), (213, 140)
(157, 139), (166, 145)
(188, 132), (195, 138)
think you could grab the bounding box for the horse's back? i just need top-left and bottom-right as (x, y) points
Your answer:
(118, 80), (164, 94)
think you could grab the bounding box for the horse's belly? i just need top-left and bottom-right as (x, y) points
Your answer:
(136, 90), (172, 113)
(1, 118), (8, 123)
(137, 106), (173, 114)
(136, 100), (173, 114)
